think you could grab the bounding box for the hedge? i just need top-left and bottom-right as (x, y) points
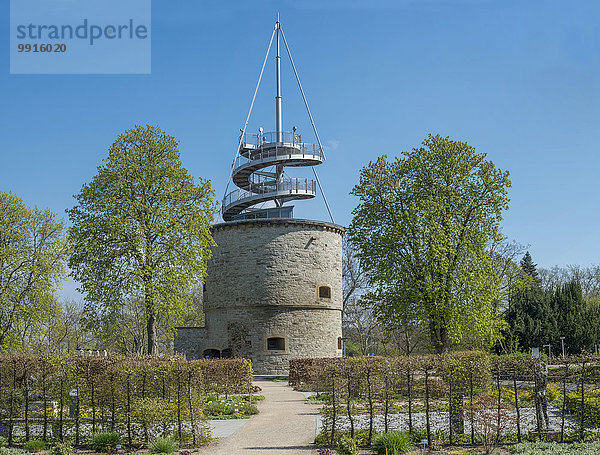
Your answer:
(0, 354), (253, 446)
(292, 352), (600, 447)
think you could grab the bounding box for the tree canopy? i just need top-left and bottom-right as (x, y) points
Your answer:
(502, 252), (600, 354)
(505, 278), (600, 355)
(67, 125), (217, 355)
(348, 134), (511, 353)
(0, 191), (67, 351)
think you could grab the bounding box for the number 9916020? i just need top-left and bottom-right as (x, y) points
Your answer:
(17, 43), (66, 53)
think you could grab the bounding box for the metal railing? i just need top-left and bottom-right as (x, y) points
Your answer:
(234, 142), (323, 170)
(239, 131), (301, 147)
(226, 128), (323, 219)
(223, 178), (316, 209)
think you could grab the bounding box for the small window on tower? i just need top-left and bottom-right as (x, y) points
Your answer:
(267, 337), (285, 351)
(319, 285), (331, 299)
(337, 337), (343, 350)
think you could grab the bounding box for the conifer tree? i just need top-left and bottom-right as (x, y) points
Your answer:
(520, 251), (541, 287)
(505, 279), (600, 354)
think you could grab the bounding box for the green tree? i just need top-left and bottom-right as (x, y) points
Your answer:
(0, 191), (67, 350)
(504, 284), (554, 351)
(67, 125), (217, 355)
(552, 280), (600, 354)
(348, 134), (511, 353)
(505, 279), (600, 354)
(520, 251), (541, 286)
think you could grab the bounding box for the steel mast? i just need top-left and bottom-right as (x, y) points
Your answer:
(275, 14), (283, 144)
(274, 15), (284, 195)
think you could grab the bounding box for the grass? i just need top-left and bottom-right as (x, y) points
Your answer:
(89, 432), (120, 453)
(371, 431), (413, 455)
(23, 440), (45, 453)
(149, 437), (178, 455)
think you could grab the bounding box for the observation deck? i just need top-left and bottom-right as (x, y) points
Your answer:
(222, 130), (323, 221)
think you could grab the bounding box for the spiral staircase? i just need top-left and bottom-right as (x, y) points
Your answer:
(222, 131), (323, 221)
(222, 16), (332, 223)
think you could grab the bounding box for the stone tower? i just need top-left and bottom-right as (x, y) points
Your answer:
(174, 17), (343, 374)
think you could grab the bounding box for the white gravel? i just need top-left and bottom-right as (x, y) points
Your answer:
(317, 406), (592, 435)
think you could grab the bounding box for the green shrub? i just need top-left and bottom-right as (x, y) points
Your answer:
(314, 430), (371, 448)
(149, 437), (178, 455)
(24, 440), (46, 453)
(314, 432), (330, 446)
(90, 432), (121, 453)
(409, 428), (427, 443)
(240, 402), (259, 415)
(372, 431), (412, 455)
(337, 434), (358, 455)
(204, 400), (257, 417)
(50, 443), (72, 455)
(132, 398), (176, 429)
(205, 400), (226, 415)
(564, 389), (600, 426)
(547, 383), (560, 402)
(0, 438), (7, 449)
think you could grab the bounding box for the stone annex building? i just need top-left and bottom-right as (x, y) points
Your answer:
(174, 18), (344, 375)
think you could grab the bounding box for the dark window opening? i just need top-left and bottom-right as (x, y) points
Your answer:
(203, 349), (220, 359)
(221, 348), (233, 358)
(338, 337), (343, 350)
(267, 337), (285, 351)
(319, 285), (331, 299)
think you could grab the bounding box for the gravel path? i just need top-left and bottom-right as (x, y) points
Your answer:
(197, 380), (320, 455)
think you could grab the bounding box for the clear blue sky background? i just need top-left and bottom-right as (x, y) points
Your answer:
(2, 0), (599, 300)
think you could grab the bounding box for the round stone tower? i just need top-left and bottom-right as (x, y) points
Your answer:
(174, 17), (343, 375)
(196, 219), (343, 375)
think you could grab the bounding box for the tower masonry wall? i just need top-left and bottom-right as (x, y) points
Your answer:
(174, 327), (206, 358)
(175, 219), (344, 375)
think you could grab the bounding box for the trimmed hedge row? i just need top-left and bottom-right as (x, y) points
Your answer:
(0, 354), (253, 445)
(289, 351), (491, 393)
(291, 352), (490, 447)
(292, 352), (600, 448)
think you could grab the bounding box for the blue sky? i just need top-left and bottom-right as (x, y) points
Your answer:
(2, 0), (600, 299)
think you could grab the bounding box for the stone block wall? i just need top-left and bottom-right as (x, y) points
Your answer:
(174, 327), (206, 359)
(175, 219), (344, 375)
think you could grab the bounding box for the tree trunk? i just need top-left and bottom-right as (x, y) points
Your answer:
(429, 317), (449, 353)
(144, 230), (158, 356)
(144, 273), (158, 355)
(147, 310), (158, 355)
